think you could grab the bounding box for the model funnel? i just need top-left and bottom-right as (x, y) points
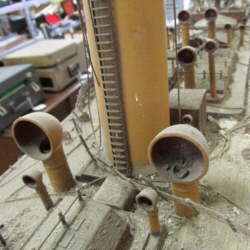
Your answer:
(148, 124), (209, 217)
(83, 0), (169, 174)
(12, 112), (75, 192)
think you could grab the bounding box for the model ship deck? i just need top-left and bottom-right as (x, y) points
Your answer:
(0, 3), (250, 250)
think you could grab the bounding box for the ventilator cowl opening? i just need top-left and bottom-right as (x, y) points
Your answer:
(14, 121), (52, 161)
(177, 46), (196, 66)
(178, 10), (190, 23)
(204, 8), (218, 22)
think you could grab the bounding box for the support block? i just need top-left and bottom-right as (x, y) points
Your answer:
(93, 176), (136, 210)
(65, 201), (131, 250)
(169, 88), (207, 134)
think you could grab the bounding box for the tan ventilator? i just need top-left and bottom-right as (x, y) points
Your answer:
(239, 25), (245, 47)
(12, 112), (75, 192)
(204, 39), (218, 98)
(224, 24), (233, 44)
(204, 8), (218, 98)
(148, 124), (209, 217)
(136, 188), (160, 235)
(23, 170), (54, 210)
(177, 46), (197, 89)
(177, 9), (196, 89)
(83, 0), (169, 174)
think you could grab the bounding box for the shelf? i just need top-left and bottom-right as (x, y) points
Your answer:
(0, 0), (52, 15)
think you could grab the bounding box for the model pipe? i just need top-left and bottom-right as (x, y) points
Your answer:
(177, 46), (196, 89)
(148, 124), (209, 217)
(12, 112), (75, 192)
(204, 8), (218, 39)
(177, 10), (191, 46)
(22, 170), (53, 210)
(224, 24), (233, 44)
(136, 188), (160, 235)
(239, 25), (245, 47)
(204, 39), (218, 97)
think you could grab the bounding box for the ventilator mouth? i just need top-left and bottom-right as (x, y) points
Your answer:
(13, 120), (52, 161)
(23, 175), (37, 189)
(241, 17), (247, 24)
(150, 136), (205, 182)
(178, 10), (190, 23)
(137, 196), (152, 208)
(224, 24), (232, 30)
(239, 25), (245, 31)
(177, 47), (196, 65)
(204, 8), (218, 21)
(169, 27), (175, 33)
(204, 40), (218, 53)
(183, 114), (193, 125)
(136, 188), (158, 212)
